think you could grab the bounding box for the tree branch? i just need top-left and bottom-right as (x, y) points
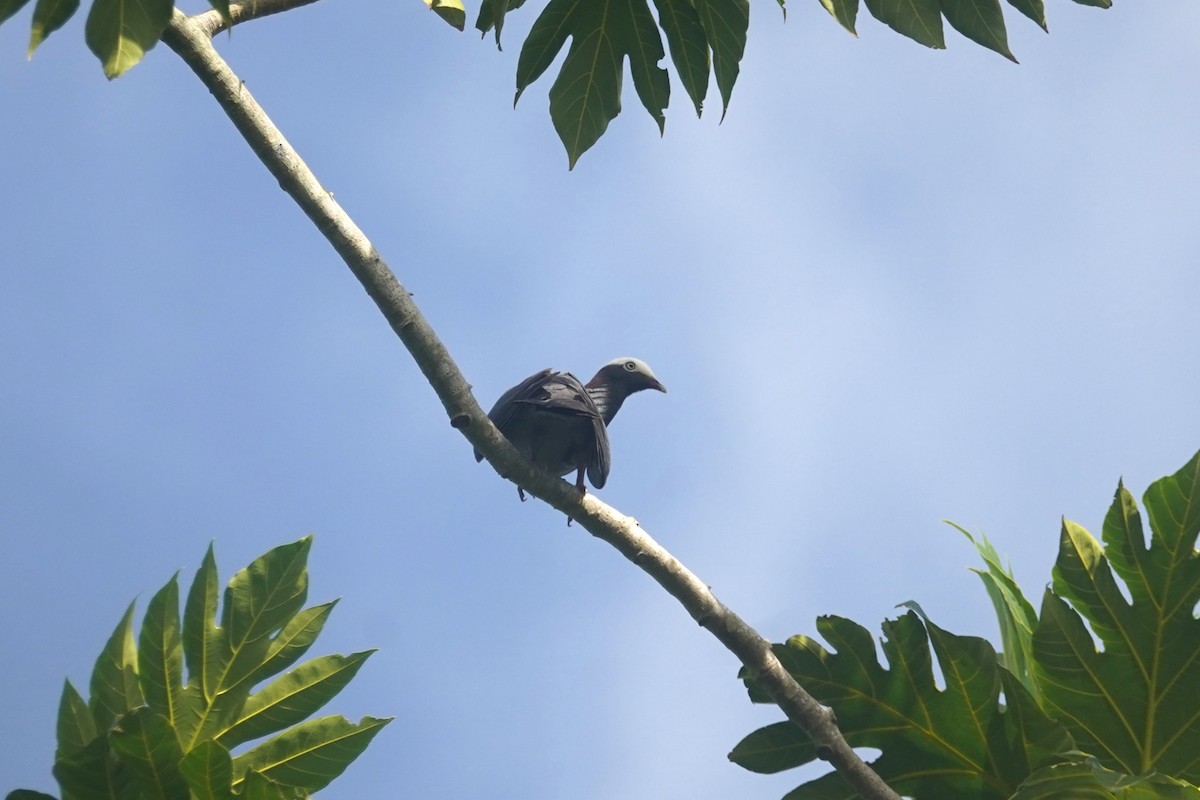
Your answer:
(190, 0), (321, 37)
(159, 11), (902, 800)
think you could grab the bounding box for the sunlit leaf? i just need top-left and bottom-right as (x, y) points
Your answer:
(232, 715), (392, 792)
(249, 600), (338, 685)
(84, 0), (173, 78)
(218, 650), (376, 748)
(56, 679), (97, 760)
(956, 523), (1041, 702)
(423, 0), (465, 31)
(89, 602), (143, 733)
(819, 0), (859, 35)
(1034, 452), (1200, 782)
(139, 573), (189, 739)
(179, 740), (234, 800)
(108, 707), (189, 800)
(1011, 754), (1200, 800)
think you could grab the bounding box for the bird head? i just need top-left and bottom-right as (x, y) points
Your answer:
(590, 357), (667, 395)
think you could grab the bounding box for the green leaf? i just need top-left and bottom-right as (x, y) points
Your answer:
(423, 0), (465, 31)
(219, 537), (310, 692)
(734, 609), (1073, 798)
(650, 0), (709, 116)
(474, 0), (528, 41)
(238, 772), (289, 800)
(1070, 0), (1110, 8)
(178, 741), (234, 800)
(249, 601), (338, 685)
(1005, 0), (1045, 32)
(139, 573), (189, 738)
(615, 0), (670, 135)
(6, 791), (61, 800)
(183, 544), (222, 704)
(939, 0), (1015, 61)
(0, 0), (33, 27)
(232, 715), (392, 793)
(956, 523), (1041, 702)
(514, 0), (578, 104)
(819, 0), (859, 35)
(108, 707), (189, 800)
(56, 679), (98, 760)
(547, 3), (623, 169)
(89, 602), (143, 733)
(84, 0), (173, 78)
(863, 0), (944, 50)
(1011, 754), (1200, 800)
(53, 736), (137, 800)
(26, 0), (79, 56)
(218, 650), (376, 749)
(1033, 451), (1200, 782)
(693, 0), (748, 120)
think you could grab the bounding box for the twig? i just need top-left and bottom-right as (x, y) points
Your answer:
(159, 11), (902, 800)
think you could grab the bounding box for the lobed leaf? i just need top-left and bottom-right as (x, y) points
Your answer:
(693, 0), (748, 120)
(957, 523), (1041, 702)
(89, 602), (143, 734)
(108, 707), (189, 800)
(138, 573), (189, 741)
(178, 740), (234, 800)
(56, 679), (97, 760)
(249, 600), (339, 686)
(1011, 754), (1200, 799)
(232, 715), (392, 793)
(218, 650), (376, 749)
(238, 772), (290, 800)
(651, 0), (709, 116)
(734, 609), (1073, 798)
(52, 736), (136, 800)
(219, 536), (310, 692)
(1034, 451), (1200, 782)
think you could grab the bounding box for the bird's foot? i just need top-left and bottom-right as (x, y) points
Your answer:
(517, 487), (528, 502)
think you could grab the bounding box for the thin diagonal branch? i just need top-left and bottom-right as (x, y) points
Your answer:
(159, 11), (902, 800)
(191, 0), (320, 37)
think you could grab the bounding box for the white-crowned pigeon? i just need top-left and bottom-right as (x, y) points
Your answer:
(475, 357), (666, 500)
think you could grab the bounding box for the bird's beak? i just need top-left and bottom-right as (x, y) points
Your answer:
(650, 378), (667, 393)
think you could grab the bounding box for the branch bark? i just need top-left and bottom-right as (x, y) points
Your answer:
(160, 9), (902, 800)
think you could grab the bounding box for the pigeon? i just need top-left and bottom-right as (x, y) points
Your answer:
(475, 357), (666, 500)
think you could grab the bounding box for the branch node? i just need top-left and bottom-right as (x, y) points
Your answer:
(815, 745), (834, 762)
(449, 413), (470, 429)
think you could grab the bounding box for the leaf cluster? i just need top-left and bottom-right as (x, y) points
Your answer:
(6, 537), (390, 800)
(3, 0), (1115, 166)
(732, 450), (1200, 799)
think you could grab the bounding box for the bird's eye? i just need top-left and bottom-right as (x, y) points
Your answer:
(623, 361), (637, 371)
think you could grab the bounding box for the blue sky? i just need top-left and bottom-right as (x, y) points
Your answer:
(2, 0), (1198, 797)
